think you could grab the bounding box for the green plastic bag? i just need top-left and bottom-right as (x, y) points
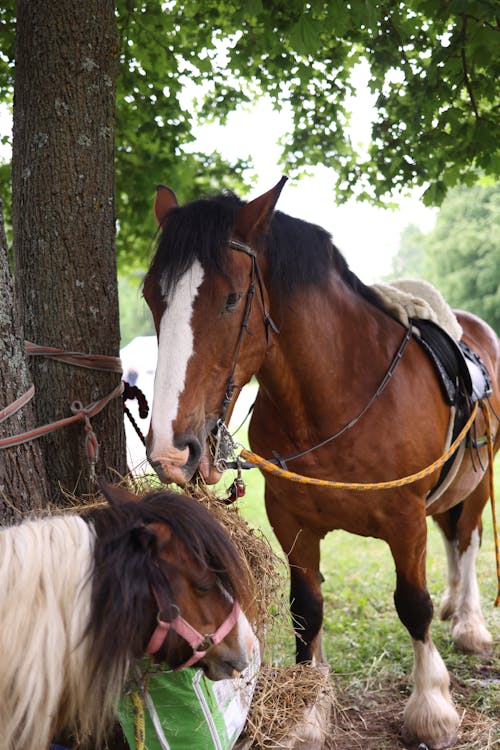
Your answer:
(118, 648), (259, 750)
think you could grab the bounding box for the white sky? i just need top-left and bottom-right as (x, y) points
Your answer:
(0, 61), (437, 283)
(185, 62), (437, 283)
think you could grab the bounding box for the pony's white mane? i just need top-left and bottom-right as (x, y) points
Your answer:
(0, 514), (125, 750)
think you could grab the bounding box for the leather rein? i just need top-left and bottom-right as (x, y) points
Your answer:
(212, 238), (412, 474)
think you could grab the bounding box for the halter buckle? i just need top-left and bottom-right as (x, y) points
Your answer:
(197, 633), (216, 651)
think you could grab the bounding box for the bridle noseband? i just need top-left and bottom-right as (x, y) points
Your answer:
(146, 587), (241, 671)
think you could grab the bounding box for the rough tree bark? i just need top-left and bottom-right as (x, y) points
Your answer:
(12, 0), (126, 500)
(0, 198), (50, 523)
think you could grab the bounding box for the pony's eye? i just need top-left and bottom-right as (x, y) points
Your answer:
(224, 292), (242, 312)
(195, 581), (215, 594)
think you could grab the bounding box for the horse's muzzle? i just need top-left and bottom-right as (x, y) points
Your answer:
(147, 433), (202, 485)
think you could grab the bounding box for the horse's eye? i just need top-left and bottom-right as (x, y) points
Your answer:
(224, 292), (242, 312)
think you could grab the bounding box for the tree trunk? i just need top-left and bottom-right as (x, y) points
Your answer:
(12, 0), (126, 500)
(0, 198), (50, 523)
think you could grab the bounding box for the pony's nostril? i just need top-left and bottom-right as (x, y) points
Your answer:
(226, 658), (248, 675)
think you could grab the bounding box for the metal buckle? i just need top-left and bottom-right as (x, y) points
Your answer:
(213, 419), (238, 472)
(197, 633), (215, 651)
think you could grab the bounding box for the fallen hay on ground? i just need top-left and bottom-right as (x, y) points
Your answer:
(241, 663), (335, 749)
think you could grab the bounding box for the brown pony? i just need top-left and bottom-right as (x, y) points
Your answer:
(143, 179), (500, 749)
(0, 482), (256, 750)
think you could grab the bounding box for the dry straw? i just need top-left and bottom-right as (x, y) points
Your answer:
(241, 664), (335, 749)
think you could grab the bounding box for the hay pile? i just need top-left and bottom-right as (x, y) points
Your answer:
(241, 664), (334, 749)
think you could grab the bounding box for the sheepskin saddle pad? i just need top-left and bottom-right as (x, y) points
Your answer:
(372, 279), (492, 406)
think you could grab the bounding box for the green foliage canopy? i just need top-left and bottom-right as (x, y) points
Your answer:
(0, 0), (498, 266)
(389, 182), (500, 333)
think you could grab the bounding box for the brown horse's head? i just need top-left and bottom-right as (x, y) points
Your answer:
(143, 178), (286, 484)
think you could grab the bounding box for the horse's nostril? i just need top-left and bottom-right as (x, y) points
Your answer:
(176, 434), (202, 467)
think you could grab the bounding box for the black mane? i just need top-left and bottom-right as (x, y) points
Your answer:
(84, 489), (247, 679)
(148, 190), (384, 310)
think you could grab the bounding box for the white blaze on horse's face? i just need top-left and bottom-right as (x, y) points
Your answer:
(147, 261), (204, 483)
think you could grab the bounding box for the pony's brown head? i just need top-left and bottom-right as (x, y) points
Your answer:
(143, 178), (287, 484)
(92, 481), (257, 681)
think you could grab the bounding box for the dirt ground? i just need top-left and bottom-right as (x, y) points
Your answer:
(324, 675), (499, 750)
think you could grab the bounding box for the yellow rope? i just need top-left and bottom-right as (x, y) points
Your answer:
(480, 401), (500, 607)
(242, 399), (500, 605)
(131, 689), (146, 750)
(241, 402), (479, 491)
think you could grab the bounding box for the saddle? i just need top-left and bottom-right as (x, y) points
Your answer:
(410, 318), (493, 500)
(412, 318), (493, 406)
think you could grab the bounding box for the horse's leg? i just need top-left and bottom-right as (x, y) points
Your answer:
(390, 514), (460, 750)
(433, 477), (493, 655)
(265, 488), (325, 664)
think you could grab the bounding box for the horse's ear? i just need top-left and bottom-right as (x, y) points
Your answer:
(154, 184), (178, 228)
(235, 176), (287, 240)
(98, 478), (141, 506)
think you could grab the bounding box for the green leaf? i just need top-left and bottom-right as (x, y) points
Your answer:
(288, 15), (322, 55)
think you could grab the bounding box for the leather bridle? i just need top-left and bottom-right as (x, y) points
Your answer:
(211, 239), (279, 473)
(211, 239), (414, 474)
(219, 239), (278, 423)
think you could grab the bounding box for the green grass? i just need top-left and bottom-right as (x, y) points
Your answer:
(227, 450), (500, 722)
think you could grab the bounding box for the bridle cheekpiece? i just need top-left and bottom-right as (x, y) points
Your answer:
(211, 239), (279, 478)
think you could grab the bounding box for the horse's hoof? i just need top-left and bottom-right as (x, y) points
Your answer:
(401, 725), (458, 750)
(438, 594), (455, 621)
(451, 618), (493, 656)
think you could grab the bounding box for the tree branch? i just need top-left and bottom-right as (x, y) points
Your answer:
(460, 16), (480, 121)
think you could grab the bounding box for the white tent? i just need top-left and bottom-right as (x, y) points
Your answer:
(120, 335), (257, 474)
(120, 336), (157, 473)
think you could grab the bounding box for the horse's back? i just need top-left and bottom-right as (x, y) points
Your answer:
(456, 309), (500, 375)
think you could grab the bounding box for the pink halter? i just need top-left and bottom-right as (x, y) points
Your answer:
(146, 596), (241, 671)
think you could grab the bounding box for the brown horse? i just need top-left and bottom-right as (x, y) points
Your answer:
(0, 482), (256, 750)
(143, 179), (500, 749)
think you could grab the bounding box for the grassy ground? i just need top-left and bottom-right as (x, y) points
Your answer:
(225, 453), (500, 748)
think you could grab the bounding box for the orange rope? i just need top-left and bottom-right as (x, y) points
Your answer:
(242, 399), (500, 607)
(240, 402), (478, 491)
(480, 401), (500, 607)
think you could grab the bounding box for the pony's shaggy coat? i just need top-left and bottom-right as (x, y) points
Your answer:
(0, 490), (250, 750)
(0, 516), (100, 750)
